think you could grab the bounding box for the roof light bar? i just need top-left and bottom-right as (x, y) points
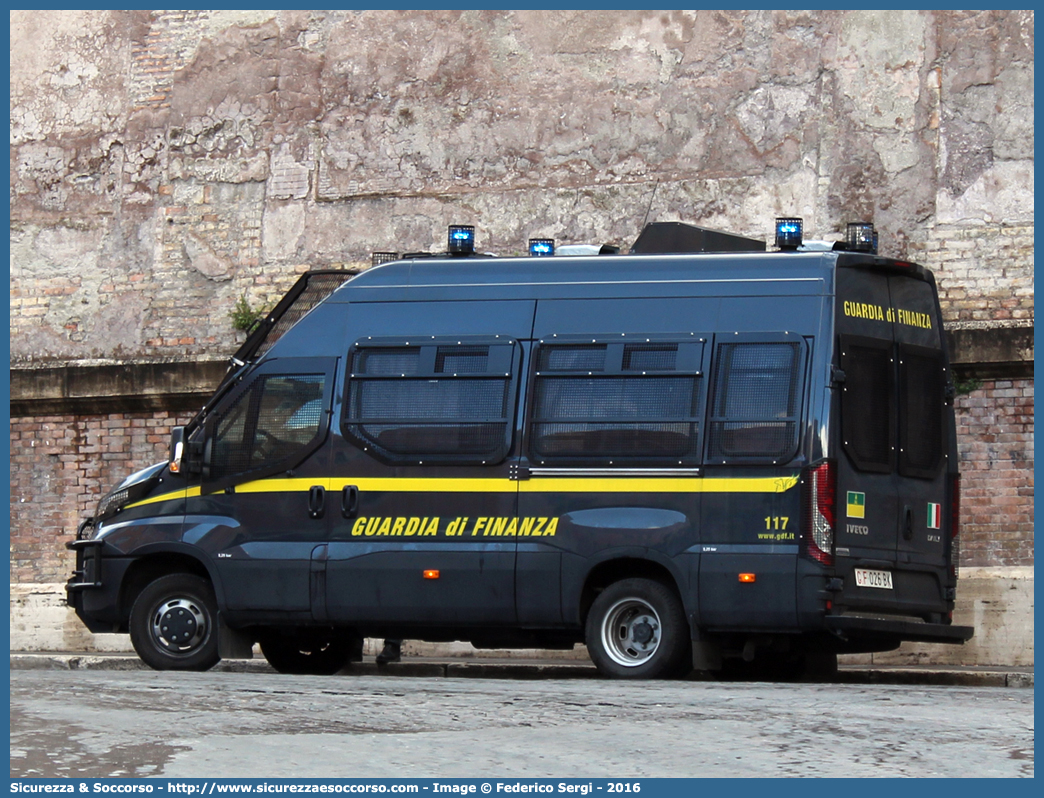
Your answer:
(371, 252), (398, 267)
(529, 238), (555, 257)
(448, 225), (475, 256)
(847, 222), (876, 254)
(775, 217), (803, 250)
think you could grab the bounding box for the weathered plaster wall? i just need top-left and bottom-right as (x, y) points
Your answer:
(10, 10), (1034, 363)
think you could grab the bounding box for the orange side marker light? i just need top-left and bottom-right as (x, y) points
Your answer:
(738, 573), (756, 583)
(423, 569), (440, 580)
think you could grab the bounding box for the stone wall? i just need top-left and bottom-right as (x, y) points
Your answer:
(10, 10), (1034, 364)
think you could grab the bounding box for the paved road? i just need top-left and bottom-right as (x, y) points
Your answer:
(10, 670), (1034, 778)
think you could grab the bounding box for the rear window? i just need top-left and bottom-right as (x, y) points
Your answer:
(839, 337), (894, 473)
(839, 336), (945, 478)
(898, 344), (945, 478)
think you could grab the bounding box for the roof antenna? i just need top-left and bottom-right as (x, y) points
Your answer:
(638, 180), (659, 232)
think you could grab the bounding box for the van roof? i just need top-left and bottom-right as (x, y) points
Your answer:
(329, 251), (844, 301)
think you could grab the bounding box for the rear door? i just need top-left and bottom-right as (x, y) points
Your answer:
(890, 276), (950, 571)
(835, 264), (950, 612)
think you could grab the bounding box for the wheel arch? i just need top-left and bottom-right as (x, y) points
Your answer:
(118, 547), (218, 630)
(578, 555), (690, 633)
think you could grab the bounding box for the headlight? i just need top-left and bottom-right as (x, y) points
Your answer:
(94, 474), (160, 522)
(97, 488), (130, 520)
(77, 517), (98, 541)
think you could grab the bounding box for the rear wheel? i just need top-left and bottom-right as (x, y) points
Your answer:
(259, 630), (355, 675)
(585, 578), (690, 679)
(129, 573), (220, 672)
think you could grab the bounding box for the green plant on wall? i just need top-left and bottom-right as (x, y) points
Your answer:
(954, 376), (983, 396)
(229, 294), (266, 333)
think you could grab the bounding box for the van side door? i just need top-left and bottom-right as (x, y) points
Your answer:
(323, 299), (534, 628)
(520, 295), (714, 627)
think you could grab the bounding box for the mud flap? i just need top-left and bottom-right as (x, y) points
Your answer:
(217, 615), (255, 659)
(692, 638), (722, 671)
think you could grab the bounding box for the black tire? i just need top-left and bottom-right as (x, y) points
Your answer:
(585, 578), (691, 679)
(129, 573), (220, 672)
(259, 630), (354, 675)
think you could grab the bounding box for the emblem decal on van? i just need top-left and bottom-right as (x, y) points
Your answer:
(846, 491), (866, 519)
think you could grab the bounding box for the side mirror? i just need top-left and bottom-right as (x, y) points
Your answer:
(170, 426), (205, 475)
(169, 427), (186, 474)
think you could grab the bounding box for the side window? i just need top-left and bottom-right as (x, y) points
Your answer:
(839, 336), (895, 473)
(529, 336), (704, 464)
(209, 373), (327, 481)
(897, 343), (944, 478)
(706, 338), (804, 463)
(343, 337), (517, 464)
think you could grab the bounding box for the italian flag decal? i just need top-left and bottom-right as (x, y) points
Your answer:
(928, 502), (942, 529)
(846, 491), (866, 519)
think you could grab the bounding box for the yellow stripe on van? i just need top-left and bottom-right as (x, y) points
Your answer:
(124, 486), (200, 509)
(519, 475), (799, 494)
(125, 473), (798, 509)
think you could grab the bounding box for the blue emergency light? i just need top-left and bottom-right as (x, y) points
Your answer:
(775, 217), (803, 250)
(448, 225), (475, 256)
(371, 252), (398, 267)
(529, 238), (555, 257)
(847, 222), (876, 253)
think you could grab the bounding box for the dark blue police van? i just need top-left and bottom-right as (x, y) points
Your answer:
(67, 219), (973, 679)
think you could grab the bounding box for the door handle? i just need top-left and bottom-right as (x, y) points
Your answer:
(341, 485), (359, 519)
(308, 485), (326, 519)
(903, 506), (914, 541)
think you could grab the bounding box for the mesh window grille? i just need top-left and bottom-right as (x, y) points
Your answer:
(210, 374), (325, 479)
(531, 342), (700, 461)
(539, 345), (607, 372)
(255, 273), (353, 358)
(707, 342), (801, 460)
(346, 342), (511, 460)
(436, 346), (489, 374)
(623, 344), (678, 371)
(357, 348), (420, 376)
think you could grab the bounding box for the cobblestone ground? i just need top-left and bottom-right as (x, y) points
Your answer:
(9, 670), (1034, 778)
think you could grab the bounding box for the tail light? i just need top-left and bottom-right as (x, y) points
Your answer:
(949, 474), (961, 579)
(803, 461), (836, 565)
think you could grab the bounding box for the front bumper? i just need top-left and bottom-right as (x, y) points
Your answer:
(65, 534), (128, 633)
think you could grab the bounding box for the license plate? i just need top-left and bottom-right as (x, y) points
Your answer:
(854, 568), (893, 590)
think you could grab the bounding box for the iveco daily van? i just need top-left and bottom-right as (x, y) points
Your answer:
(67, 219), (973, 678)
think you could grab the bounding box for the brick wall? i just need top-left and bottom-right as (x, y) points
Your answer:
(9, 411), (192, 584)
(954, 379), (1035, 567)
(910, 224), (1035, 325)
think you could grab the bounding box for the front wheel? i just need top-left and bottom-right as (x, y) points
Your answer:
(585, 578), (690, 679)
(129, 573), (220, 671)
(259, 630), (355, 675)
